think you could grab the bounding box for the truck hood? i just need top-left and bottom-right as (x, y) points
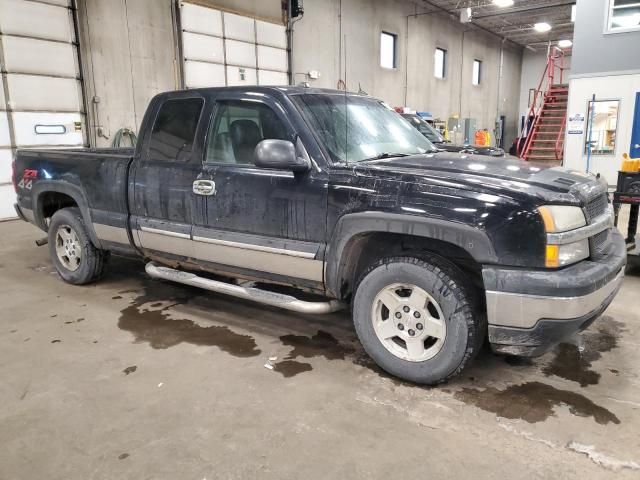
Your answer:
(357, 152), (606, 204)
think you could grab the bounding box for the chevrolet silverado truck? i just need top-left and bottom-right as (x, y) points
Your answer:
(13, 86), (626, 384)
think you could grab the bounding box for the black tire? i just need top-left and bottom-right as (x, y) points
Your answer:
(48, 207), (107, 285)
(352, 255), (482, 385)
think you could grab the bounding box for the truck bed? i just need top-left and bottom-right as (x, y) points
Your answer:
(13, 147), (135, 247)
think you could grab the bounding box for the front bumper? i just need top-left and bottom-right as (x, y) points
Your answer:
(483, 228), (626, 356)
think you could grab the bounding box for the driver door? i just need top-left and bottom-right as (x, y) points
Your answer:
(191, 95), (328, 287)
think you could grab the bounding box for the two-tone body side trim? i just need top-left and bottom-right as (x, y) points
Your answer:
(192, 227), (323, 282)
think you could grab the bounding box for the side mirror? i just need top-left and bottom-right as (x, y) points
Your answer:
(254, 139), (311, 172)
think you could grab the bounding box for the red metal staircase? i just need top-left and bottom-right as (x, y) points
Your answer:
(518, 47), (569, 164)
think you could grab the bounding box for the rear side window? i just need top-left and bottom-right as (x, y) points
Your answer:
(148, 98), (204, 162)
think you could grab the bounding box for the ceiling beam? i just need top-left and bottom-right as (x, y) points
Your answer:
(473, 1), (575, 20)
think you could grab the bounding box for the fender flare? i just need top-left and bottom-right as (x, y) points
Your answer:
(31, 181), (103, 249)
(324, 212), (497, 297)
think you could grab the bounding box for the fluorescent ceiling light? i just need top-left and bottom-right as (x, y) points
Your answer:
(558, 39), (573, 48)
(534, 22), (552, 32)
(493, 0), (514, 7)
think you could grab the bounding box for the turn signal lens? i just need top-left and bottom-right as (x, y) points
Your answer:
(538, 206), (556, 232)
(545, 245), (559, 268)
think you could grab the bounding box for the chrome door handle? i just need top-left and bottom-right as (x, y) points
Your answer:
(193, 180), (216, 196)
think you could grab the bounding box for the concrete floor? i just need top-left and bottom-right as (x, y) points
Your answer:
(1, 215), (639, 480)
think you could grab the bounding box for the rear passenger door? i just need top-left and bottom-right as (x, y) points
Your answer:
(130, 95), (208, 260)
(191, 95), (328, 287)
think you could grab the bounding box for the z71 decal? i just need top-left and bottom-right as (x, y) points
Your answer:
(18, 169), (38, 190)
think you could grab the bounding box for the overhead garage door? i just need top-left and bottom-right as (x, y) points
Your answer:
(0, 0), (85, 219)
(180, 2), (289, 89)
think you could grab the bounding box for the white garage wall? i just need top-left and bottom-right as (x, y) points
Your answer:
(181, 2), (289, 89)
(0, 0), (86, 220)
(564, 73), (640, 185)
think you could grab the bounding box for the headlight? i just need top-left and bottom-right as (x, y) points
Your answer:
(538, 205), (586, 232)
(538, 205), (589, 268)
(545, 240), (590, 268)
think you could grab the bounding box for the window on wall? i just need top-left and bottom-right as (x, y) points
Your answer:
(472, 60), (482, 85)
(380, 32), (397, 69)
(606, 0), (640, 33)
(434, 48), (446, 79)
(584, 100), (620, 155)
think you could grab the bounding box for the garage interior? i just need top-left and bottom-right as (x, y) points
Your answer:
(2, 0), (640, 478)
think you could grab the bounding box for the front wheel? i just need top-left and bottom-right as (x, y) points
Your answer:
(352, 255), (482, 385)
(48, 207), (107, 285)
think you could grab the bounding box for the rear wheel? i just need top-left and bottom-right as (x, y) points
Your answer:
(48, 208), (107, 285)
(353, 255), (481, 385)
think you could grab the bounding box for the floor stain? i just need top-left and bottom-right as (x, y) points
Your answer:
(455, 381), (620, 425)
(122, 365), (137, 375)
(270, 330), (356, 377)
(112, 295), (123, 300)
(51, 339), (61, 344)
(542, 316), (624, 387)
(64, 318), (85, 325)
(118, 279), (261, 357)
(118, 453), (129, 460)
(272, 360), (313, 377)
(280, 330), (355, 361)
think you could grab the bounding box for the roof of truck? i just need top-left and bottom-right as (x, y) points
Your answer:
(160, 85), (369, 98)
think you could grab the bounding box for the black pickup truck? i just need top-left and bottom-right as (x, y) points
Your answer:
(13, 86), (626, 384)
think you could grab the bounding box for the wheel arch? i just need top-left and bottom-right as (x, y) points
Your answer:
(324, 212), (497, 300)
(32, 181), (102, 248)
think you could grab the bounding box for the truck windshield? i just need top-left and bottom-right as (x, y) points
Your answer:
(293, 94), (437, 163)
(401, 114), (445, 143)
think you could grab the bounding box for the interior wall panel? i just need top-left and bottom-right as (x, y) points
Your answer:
(181, 2), (289, 88)
(6, 75), (82, 112)
(0, 149), (12, 183)
(181, 3), (223, 36)
(182, 32), (224, 63)
(0, 0), (73, 42)
(226, 66), (257, 86)
(223, 12), (255, 42)
(2, 36), (77, 78)
(0, 0), (86, 219)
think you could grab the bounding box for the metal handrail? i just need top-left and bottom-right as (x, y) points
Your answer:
(555, 112), (567, 161)
(518, 46), (567, 159)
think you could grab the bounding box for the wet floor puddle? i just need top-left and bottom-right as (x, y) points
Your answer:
(542, 316), (624, 386)
(270, 330), (357, 377)
(117, 279), (260, 357)
(454, 381), (620, 425)
(113, 267), (623, 426)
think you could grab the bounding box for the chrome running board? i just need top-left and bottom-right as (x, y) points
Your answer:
(145, 262), (345, 314)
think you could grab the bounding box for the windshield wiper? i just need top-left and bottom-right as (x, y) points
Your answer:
(361, 152), (411, 162)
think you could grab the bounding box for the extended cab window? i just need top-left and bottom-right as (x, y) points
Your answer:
(206, 102), (288, 164)
(148, 98), (204, 162)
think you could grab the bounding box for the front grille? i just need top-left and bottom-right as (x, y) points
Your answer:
(591, 230), (608, 256)
(584, 194), (608, 223)
(585, 194), (610, 259)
